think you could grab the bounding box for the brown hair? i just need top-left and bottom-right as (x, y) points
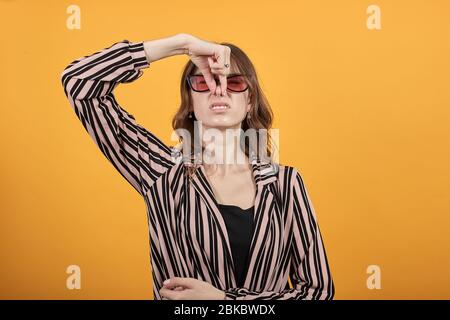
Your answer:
(171, 41), (276, 179)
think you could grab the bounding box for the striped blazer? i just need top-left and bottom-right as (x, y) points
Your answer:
(61, 40), (335, 300)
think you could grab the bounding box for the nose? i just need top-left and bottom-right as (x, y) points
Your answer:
(211, 76), (226, 96)
(214, 84), (223, 96)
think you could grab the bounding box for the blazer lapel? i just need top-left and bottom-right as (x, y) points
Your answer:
(243, 159), (280, 289)
(186, 157), (280, 289)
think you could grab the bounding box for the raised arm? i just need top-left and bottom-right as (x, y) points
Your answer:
(223, 169), (335, 300)
(61, 34), (191, 196)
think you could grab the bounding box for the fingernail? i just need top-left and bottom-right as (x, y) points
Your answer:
(163, 279), (170, 285)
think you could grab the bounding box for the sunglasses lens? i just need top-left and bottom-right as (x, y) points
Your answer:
(227, 75), (248, 92)
(189, 75), (248, 92)
(190, 76), (209, 91)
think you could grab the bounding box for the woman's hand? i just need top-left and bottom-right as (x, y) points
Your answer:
(183, 34), (231, 96)
(160, 277), (226, 300)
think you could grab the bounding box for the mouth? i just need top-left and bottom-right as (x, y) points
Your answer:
(210, 103), (230, 112)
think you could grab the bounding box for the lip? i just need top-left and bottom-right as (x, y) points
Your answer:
(209, 102), (230, 112)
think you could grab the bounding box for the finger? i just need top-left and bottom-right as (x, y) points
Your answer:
(208, 56), (221, 75)
(160, 288), (174, 300)
(210, 67), (227, 76)
(163, 277), (194, 289)
(208, 55), (222, 70)
(160, 288), (170, 300)
(219, 74), (227, 96)
(201, 70), (217, 93)
(223, 46), (231, 74)
(161, 287), (182, 300)
(219, 46), (231, 74)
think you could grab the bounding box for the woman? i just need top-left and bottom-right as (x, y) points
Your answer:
(61, 33), (335, 300)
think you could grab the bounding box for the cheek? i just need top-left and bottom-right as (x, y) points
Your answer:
(233, 95), (250, 113)
(191, 94), (208, 112)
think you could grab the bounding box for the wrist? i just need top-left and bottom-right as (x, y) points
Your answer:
(176, 33), (194, 53)
(143, 33), (193, 63)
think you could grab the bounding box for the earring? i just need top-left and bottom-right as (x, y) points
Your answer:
(246, 112), (251, 120)
(188, 112), (192, 118)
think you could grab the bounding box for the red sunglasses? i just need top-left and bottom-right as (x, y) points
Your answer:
(187, 74), (249, 93)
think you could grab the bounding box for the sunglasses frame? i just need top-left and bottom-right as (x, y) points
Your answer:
(186, 73), (250, 93)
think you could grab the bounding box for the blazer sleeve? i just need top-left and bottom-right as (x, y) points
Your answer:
(223, 168), (335, 300)
(61, 40), (175, 196)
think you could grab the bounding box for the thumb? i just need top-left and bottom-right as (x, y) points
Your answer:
(163, 277), (194, 289)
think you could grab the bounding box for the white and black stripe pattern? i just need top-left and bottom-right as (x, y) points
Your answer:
(61, 40), (334, 300)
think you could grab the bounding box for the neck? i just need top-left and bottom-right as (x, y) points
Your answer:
(200, 124), (251, 175)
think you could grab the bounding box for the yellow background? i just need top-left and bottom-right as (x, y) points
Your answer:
(1, 0), (449, 299)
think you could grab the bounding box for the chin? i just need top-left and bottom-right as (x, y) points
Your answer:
(213, 120), (242, 129)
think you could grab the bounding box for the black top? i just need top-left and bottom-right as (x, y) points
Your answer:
(217, 203), (255, 287)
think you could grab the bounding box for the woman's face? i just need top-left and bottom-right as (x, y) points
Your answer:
(189, 67), (251, 131)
